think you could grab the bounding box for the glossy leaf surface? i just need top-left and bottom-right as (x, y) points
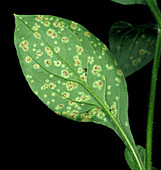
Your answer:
(14, 14), (144, 169)
(111, 0), (146, 5)
(109, 21), (157, 77)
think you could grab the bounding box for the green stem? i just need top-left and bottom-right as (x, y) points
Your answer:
(146, 29), (161, 170)
(146, 0), (161, 29)
(146, 1), (161, 169)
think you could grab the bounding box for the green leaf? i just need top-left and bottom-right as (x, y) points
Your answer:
(125, 145), (158, 170)
(125, 145), (145, 170)
(109, 21), (157, 77)
(111, 0), (146, 5)
(14, 14), (144, 169)
(14, 14), (126, 127)
(152, 168), (158, 170)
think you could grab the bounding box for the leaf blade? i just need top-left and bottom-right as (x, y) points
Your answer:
(14, 14), (145, 169)
(14, 14), (126, 126)
(109, 21), (157, 77)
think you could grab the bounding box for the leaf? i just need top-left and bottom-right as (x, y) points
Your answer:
(125, 145), (158, 170)
(109, 21), (157, 77)
(14, 14), (144, 169)
(125, 145), (146, 170)
(152, 168), (158, 170)
(111, 0), (146, 5)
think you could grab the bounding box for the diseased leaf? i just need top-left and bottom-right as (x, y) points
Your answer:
(111, 0), (146, 5)
(14, 14), (127, 127)
(14, 14), (144, 169)
(125, 145), (158, 170)
(109, 21), (157, 77)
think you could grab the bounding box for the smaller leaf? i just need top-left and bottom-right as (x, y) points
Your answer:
(111, 0), (146, 5)
(152, 168), (158, 170)
(125, 145), (145, 170)
(125, 145), (158, 170)
(109, 21), (157, 77)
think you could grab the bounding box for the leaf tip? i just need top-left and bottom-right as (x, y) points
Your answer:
(13, 13), (17, 17)
(13, 13), (19, 22)
(13, 13), (21, 20)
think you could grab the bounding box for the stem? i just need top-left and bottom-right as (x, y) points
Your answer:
(146, 29), (161, 170)
(146, 1), (161, 169)
(146, 0), (161, 29)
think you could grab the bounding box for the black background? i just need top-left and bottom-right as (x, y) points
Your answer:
(7, 0), (161, 169)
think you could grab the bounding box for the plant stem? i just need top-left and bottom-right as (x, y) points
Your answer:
(146, 29), (161, 170)
(146, 0), (161, 29)
(146, 1), (161, 169)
